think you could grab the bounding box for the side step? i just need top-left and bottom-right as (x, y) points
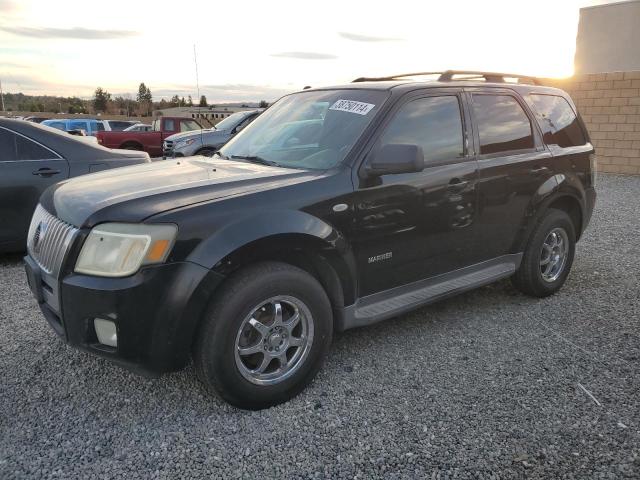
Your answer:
(337, 254), (522, 331)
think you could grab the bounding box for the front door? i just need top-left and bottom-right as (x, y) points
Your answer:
(0, 127), (69, 250)
(354, 91), (479, 297)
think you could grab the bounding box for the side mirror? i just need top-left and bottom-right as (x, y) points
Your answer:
(233, 123), (247, 134)
(366, 144), (424, 176)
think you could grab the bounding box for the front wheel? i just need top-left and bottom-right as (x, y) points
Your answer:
(512, 209), (576, 297)
(193, 262), (333, 409)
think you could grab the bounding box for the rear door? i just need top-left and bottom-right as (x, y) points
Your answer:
(469, 88), (553, 263)
(354, 90), (479, 296)
(523, 92), (593, 182)
(0, 127), (69, 250)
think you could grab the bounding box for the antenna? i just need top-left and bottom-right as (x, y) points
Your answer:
(193, 44), (206, 152)
(0, 78), (5, 113)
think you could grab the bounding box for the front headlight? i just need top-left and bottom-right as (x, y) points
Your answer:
(175, 138), (196, 149)
(75, 223), (177, 277)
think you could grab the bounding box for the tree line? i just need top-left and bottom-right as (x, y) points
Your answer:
(2, 82), (269, 115)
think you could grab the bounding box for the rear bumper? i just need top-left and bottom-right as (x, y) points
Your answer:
(25, 256), (224, 376)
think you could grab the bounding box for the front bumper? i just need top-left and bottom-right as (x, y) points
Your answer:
(25, 255), (224, 376)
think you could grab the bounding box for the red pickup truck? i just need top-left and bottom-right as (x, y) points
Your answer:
(96, 117), (202, 157)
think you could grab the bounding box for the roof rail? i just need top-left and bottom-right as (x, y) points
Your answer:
(352, 70), (540, 85)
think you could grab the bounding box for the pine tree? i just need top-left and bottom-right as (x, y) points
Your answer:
(93, 87), (111, 112)
(187, 95), (193, 107)
(199, 95), (208, 107)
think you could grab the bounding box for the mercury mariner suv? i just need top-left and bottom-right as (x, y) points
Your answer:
(24, 71), (596, 410)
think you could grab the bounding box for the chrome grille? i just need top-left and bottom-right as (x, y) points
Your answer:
(27, 204), (78, 277)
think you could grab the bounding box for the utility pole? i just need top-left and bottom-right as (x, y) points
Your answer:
(0, 78), (5, 112)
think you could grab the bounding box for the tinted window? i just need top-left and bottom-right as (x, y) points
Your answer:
(16, 135), (55, 160)
(164, 119), (175, 131)
(472, 95), (534, 155)
(0, 129), (18, 161)
(0, 129), (54, 161)
(94, 122), (105, 131)
(526, 94), (586, 148)
(379, 96), (464, 163)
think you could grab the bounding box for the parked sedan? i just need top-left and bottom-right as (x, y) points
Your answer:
(0, 119), (151, 252)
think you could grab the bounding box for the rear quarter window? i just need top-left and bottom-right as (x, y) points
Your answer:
(525, 94), (586, 148)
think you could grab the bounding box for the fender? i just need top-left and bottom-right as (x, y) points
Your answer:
(186, 209), (358, 305)
(512, 172), (587, 252)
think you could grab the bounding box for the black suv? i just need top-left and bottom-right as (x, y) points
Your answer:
(24, 71), (596, 409)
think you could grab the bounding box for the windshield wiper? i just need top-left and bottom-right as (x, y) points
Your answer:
(230, 155), (282, 167)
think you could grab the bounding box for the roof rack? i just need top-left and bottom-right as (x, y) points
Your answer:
(352, 70), (540, 85)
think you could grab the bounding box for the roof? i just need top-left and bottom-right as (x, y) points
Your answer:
(302, 70), (568, 94)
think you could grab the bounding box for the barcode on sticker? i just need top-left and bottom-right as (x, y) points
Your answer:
(329, 99), (375, 115)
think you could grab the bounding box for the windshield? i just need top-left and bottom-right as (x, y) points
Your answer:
(214, 111), (249, 131)
(219, 89), (387, 170)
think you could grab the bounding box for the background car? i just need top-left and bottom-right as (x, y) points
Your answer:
(41, 118), (105, 136)
(0, 118), (151, 252)
(163, 109), (262, 157)
(97, 116), (202, 157)
(23, 116), (49, 123)
(124, 123), (152, 132)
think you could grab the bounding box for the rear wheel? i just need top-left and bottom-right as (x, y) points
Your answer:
(512, 209), (576, 297)
(193, 262), (333, 410)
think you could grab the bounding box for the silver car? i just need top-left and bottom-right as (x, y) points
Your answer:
(163, 110), (262, 158)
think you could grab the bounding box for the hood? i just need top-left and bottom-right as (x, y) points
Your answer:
(165, 129), (226, 142)
(41, 157), (314, 227)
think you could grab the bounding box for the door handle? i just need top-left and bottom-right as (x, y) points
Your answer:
(448, 178), (469, 192)
(530, 166), (549, 175)
(32, 168), (61, 177)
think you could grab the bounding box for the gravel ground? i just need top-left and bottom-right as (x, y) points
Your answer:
(1, 173), (639, 479)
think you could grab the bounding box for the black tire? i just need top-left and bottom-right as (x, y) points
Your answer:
(511, 208), (576, 297)
(196, 147), (215, 157)
(193, 262), (333, 410)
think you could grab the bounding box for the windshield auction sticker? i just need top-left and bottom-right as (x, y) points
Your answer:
(329, 99), (375, 115)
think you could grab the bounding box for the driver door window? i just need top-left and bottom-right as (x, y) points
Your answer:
(378, 95), (464, 165)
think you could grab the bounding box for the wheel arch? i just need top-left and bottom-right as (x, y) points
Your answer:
(119, 140), (144, 150)
(187, 210), (357, 311)
(513, 178), (586, 253)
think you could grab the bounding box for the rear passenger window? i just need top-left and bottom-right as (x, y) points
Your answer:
(472, 95), (534, 155)
(0, 128), (18, 161)
(164, 119), (175, 131)
(16, 136), (56, 160)
(379, 96), (464, 164)
(526, 94), (586, 148)
(0, 129), (56, 161)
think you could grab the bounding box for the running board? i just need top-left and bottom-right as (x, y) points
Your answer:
(336, 254), (522, 331)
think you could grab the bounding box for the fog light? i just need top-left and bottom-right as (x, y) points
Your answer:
(94, 318), (118, 347)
